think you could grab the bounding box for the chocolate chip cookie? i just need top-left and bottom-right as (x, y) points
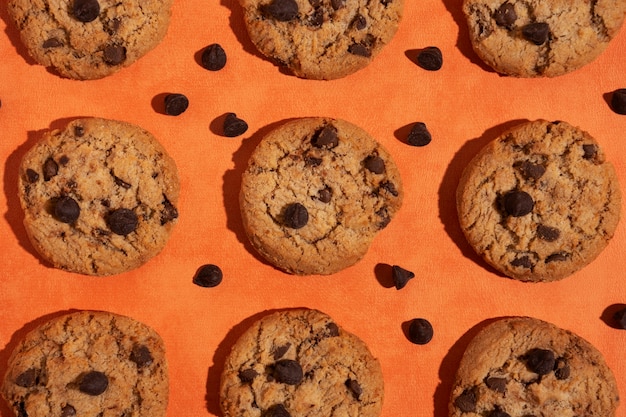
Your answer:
(456, 120), (621, 282)
(449, 317), (620, 417)
(220, 309), (384, 417)
(462, 0), (626, 77)
(7, 0), (173, 80)
(238, 0), (404, 79)
(240, 117), (403, 275)
(1, 311), (169, 417)
(19, 117), (180, 276)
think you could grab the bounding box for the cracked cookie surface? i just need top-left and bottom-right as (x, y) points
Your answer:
(19, 117), (180, 276)
(239, 0), (404, 79)
(240, 117), (403, 275)
(449, 317), (620, 417)
(462, 0), (626, 77)
(220, 309), (384, 417)
(456, 120), (621, 282)
(1, 311), (169, 417)
(7, 0), (173, 80)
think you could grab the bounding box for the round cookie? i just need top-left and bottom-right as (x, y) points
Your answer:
(462, 0), (626, 77)
(220, 309), (384, 417)
(1, 311), (169, 417)
(7, 0), (173, 80)
(449, 317), (620, 417)
(239, 117), (403, 275)
(456, 120), (621, 282)
(238, 0), (404, 80)
(19, 117), (180, 276)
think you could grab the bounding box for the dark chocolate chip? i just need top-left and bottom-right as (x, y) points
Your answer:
(103, 44), (126, 65)
(582, 144), (597, 160)
(515, 160), (545, 180)
(485, 377), (507, 393)
(610, 88), (626, 115)
(311, 125), (339, 149)
(554, 358), (570, 380)
(316, 187), (332, 203)
(112, 172), (131, 189)
(239, 368), (259, 383)
(523, 348), (555, 375)
(223, 113), (249, 137)
(193, 264), (223, 288)
(364, 155), (385, 174)
(407, 318), (433, 345)
(331, 0), (346, 9)
(503, 190), (534, 216)
(78, 371), (108, 395)
(74, 125), (85, 137)
(510, 255), (532, 269)
(522, 22), (550, 45)
(283, 203), (308, 229)
(263, 404), (291, 417)
(43, 37), (63, 48)
(545, 252), (568, 263)
(392, 265), (415, 290)
(537, 224), (560, 242)
(416, 46), (443, 71)
(164, 93), (189, 116)
(454, 388), (477, 413)
(43, 157), (59, 181)
(407, 122), (432, 146)
(54, 196), (80, 224)
(304, 156), (323, 167)
(26, 169), (39, 183)
(273, 359), (303, 385)
(201, 43), (227, 71)
(494, 2), (516, 28)
(326, 322), (340, 336)
(130, 344), (153, 368)
(346, 379), (363, 400)
(161, 197), (179, 225)
(352, 14), (367, 30)
(59, 155), (69, 166)
(15, 369), (38, 388)
(273, 343), (291, 360)
(73, 0), (100, 22)
(490, 410), (511, 417)
(613, 308), (626, 329)
(348, 42), (371, 57)
(308, 8), (324, 27)
(379, 181), (399, 197)
(61, 405), (76, 417)
(106, 208), (138, 235)
(261, 0), (299, 21)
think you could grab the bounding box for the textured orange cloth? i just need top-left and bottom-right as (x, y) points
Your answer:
(1, 1), (626, 417)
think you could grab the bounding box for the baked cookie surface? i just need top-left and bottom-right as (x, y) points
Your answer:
(240, 117), (403, 275)
(220, 309), (384, 417)
(1, 311), (169, 417)
(456, 120), (621, 282)
(449, 317), (620, 417)
(19, 117), (180, 276)
(238, 0), (404, 80)
(462, 0), (626, 77)
(7, 0), (173, 80)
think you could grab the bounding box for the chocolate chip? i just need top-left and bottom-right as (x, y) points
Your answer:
(522, 22), (550, 45)
(273, 343), (291, 360)
(352, 14), (367, 30)
(346, 379), (363, 400)
(582, 144), (597, 160)
(610, 89), (626, 115)
(112, 172), (131, 189)
(407, 318), (433, 345)
(73, 0), (100, 22)
(454, 388), (477, 413)
(515, 160), (545, 180)
(130, 345), (153, 368)
(494, 2), (516, 28)
(103, 44), (126, 65)
(485, 377), (507, 393)
(379, 181), (399, 197)
(79, 371), (108, 395)
(273, 359), (303, 385)
(554, 358), (570, 380)
(261, 0), (299, 21)
(308, 8), (324, 27)
(537, 224), (560, 241)
(407, 122), (432, 146)
(223, 113), (249, 137)
(364, 155), (385, 174)
(239, 368), (259, 383)
(416, 46), (443, 71)
(283, 203), (308, 229)
(523, 348), (555, 375)
(74, 125), (85, 137)
(510, 255), (532, 269)
(61, 405), (76, 417)
(331, 0), (346, 9)
(164, 93), (189, 116)
(202, 43), (227, 71)
(392, 265), (415, 290)
(59, 155), (69, 166)
(304, 156), (323, 167)
(193, 264), (223, 288)
(106, 208), (138, 235)
(502, 190), (534, 216)
(312, 125), (339, 149)
(43, 157), (59, 181)
(263, 404), (291, 417)
(613, 308), (626, 329)
(325, 322), (340, 336)
(161, 197), (179, 225)
(490, 410), (511, 417)
(545, 252), (568, 263)
(348, 42), (371, 57)
(54, 196), (80, 224)
(43, 37), (63, 48)
(26, 168), (39, 183)
(15, 369), (38, 388)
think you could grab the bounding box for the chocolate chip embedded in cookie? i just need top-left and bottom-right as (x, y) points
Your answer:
(220, 309), (384, 417)
(240, 117), (403, 275)
(462, 0), (626, 77)
(456, 120), (621, 282)
(238, 0), (405, 79)
(449, 317), (620, 417)
(18, 117), (180, 276)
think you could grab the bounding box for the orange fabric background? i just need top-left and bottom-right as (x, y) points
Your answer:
(1, 1), (625, 417)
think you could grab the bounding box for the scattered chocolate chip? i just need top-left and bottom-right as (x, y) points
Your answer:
(193, 264), (223, 288)
(510, 255), (532, 269)
(407, 318), (433, 345)
(43, 37), (63, 48)
(537, 224), (560, 242)
(263, 404), (291, 417)
(261, 0), (299, 21)
(485, 377), (507, 393)
(325, 322), (340, 336)
(392, 265), (415, 290)
(202, 43), (227, 71)
(130, 345), (153, 368)
(406, 122), (432, 146)
(106, 208), (138, 235)
(494, 2), (516, 28)
(352, 14), (367, 30)
(43, 157), (59, 181)
(554, 358), (570, 380)
(545, 252), (568, 263)
(522, 22), (550, 45)
(239, 368), (259, 383)
(416, 46), (443, 71)
(273, 359), (303, 385)
(54, 196), (80, 224)
(161, 197), (179, 225)
(346, 379), (363, 400)
(26, 169), (39, 183)
(79, 371), (108, 395)
(502, 190), (534, 217)
(73, 0), (100, 22)
(348, 42), (371, 57)
(523, 348), (555, 375)
(515, 160), (545, 180)
(61, 405), (76, 417)
(15, 369), (37, 388)
(312, 125), (339, 149)
(223, 113), (249, 137)
(610, 89), (626, 115)
(316, 186), (332, 203)
(364, 155), (385, 174)
(613, 308), (626, 329)
(273, 343), (291, 360)
(582, 144), (597, 160)
(283, 203), (308, 229)
(103, 44), (126, 65)
(164, 93), (189, 116)
(454, 388), (477, 413)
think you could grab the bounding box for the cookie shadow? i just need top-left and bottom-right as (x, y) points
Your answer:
(437, 119), (529, 277)
(0, 4), (38, 67)
(218, 0), (266, 59)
